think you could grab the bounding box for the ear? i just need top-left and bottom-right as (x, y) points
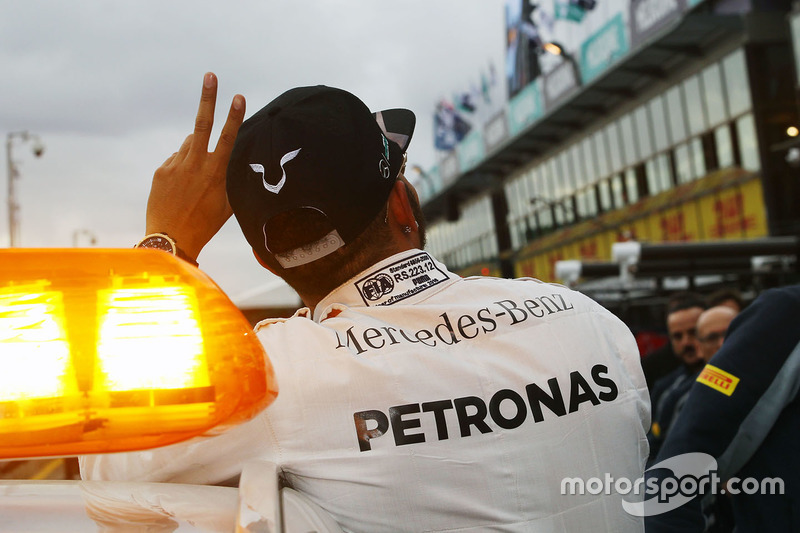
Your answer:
(386, 178), (422, 249)
(252, 248), (278, 275)
(387, 179), (418, 230)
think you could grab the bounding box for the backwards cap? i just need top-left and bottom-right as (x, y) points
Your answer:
(226, 85), (415, 268)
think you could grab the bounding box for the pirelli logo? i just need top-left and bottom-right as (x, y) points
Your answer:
(697, 364), (740, 396)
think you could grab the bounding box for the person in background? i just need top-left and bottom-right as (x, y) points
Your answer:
(695, 306), (738, 364)
(645, 285), (800, 532)
(646, 305), (739, 530)
(650, 305), (739, 455)
(80, 73), (651, 532)
(641, 292), (707, 390)
(644, 293), (706, 393)
(670, 305), (740, 533)
(707, 288), (745, 313)
(646, 292), (707, 461)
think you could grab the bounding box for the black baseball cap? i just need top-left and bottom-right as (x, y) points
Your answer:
(226, 85), (415, 268)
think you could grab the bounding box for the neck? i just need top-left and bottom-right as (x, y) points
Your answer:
(297, 243), (418, 313)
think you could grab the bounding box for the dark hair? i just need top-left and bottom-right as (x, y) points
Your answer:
(666, 291), (707, 314)
(707, 288), (745, 311)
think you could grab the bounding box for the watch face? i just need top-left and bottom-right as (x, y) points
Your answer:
(137, 235), (176, 254)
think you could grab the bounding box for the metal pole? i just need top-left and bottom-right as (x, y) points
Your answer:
(6, 133), (17, 248)
(6, 131), (43, 247)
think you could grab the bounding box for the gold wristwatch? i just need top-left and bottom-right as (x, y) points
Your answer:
(134, 233), (198, 266)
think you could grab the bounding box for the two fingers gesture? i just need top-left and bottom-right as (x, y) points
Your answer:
(145, 72), (246, 262)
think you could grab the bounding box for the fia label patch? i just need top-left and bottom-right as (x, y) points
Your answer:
(697, 364), (740, 396)
(354, 252), (448, 306)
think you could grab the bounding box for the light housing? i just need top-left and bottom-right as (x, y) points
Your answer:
(0, 248), (277, 459)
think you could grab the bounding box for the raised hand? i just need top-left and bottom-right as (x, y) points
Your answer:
(145, 72), (246, 262)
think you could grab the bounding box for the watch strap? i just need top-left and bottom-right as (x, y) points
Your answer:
(174, 245), (199, 267)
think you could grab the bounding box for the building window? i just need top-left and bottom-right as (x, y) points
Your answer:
(646, 153), (673, 194)
(570, 145), (585, 189)
(607, 121), (624, 172)
(665, 86), (687, 144)
(723, 49), (752, 117)
(526, 167), (540, 215)
(539, 160), (561, 225)
(540, 160), (556, 203)
(525, 214), (538, 240)
(593, 130), (610, 177)
(715, 124), (734, 168)
(659, 153), (674, 190)
(576, 190), (588, 218)
(649, 96), (671, 151)
(487, 233), (499, 258)
(521, 171), (535, 217)
(536, 205), (553, 231)
(646, 159), (661, 194)
(551, 155), (564, 201)
(683, 75), (707, 136)
(553, 202), (565, 226)
(521, 179), (537, 239)
(509, 219), (522, 249)
(736, 113), (761, 171)
(564, 150), (578, 195)
(562, 196), (576, 224)
(523, 174), (538, 234)
(611, 174), (626, 208)
(625, 168), (640, 203)
(584, 187), (599, 217)
(690, 137), (706, 179)
(580, 137), (596, 186)
(702, 63), (727, 126)
(619, 114), (639, 167)
(505, 177), (523, 220)
(634, 105), (654, 158)
(552, 153), (570, 201)
(674, 143), (693, 184)
(598, 179), (613, 212)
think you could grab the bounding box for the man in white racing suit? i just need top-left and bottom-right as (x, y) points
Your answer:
(81, 73), (650, 532)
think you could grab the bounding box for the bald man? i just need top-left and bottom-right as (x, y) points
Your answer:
(695, 305), (738, 363)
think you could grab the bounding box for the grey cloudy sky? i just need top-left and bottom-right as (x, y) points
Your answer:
(1, 1), (506, 307)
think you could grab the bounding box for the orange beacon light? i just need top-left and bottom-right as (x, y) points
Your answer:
(0, 248), (277, 459)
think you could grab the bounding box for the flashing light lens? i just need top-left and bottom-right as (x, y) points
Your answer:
(96, 286), (208, 391)
(787, 126), (799, 137)
(0, 249), (277, 459)
(0, 284), (75, 400)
